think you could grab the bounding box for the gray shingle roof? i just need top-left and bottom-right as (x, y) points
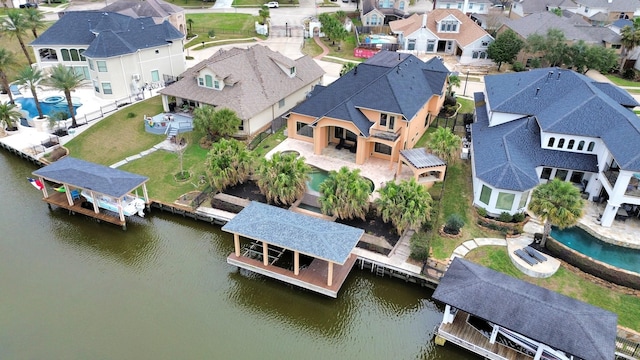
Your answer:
(159, 45), (324, 121)
(574, 0), (640, 12)
(102, 0), (183, 19)
(221, 201), (363, 264)
(432, 258), (618, 360)
(32, 157), (148, 198)
(30, 11), (183, 58)
(289, 51), (448, 137)
(400, 148), (446, 168)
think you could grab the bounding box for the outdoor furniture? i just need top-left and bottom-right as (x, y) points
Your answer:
(525, 246), (547, 262)
(514, 249), (538, 266)
(335, 138), (345, 150)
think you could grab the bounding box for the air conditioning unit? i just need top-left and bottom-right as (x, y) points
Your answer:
(132, 74), (140, 81)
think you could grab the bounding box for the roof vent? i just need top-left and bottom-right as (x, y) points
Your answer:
(535, 87), (540, 97)
(557, 71), (561, 80)
(354, 66), (357, 75)
(398, 53), (401, 61)
(546, 71), (553, 81)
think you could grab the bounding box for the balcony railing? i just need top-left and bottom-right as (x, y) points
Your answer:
(370, 128), (400, 141)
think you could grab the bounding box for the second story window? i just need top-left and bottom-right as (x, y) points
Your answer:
(380, 113), (387, 127)
(439, 20), (458, 32)
(97, 61), (107, 72)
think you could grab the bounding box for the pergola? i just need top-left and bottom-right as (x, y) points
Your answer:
(396, 148), (447, 186)
(222, 201), (364, 297)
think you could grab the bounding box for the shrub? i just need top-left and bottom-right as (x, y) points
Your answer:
(444, 214), (464, 234)
(208, 29), (216, 38)
(623, 68), (637, 80)
(463, 113), (474, 125)
(512, 61), (525, 72)
(410, 232), (430, 260)
(476, 207), (487, 218)
(513, 212), (526, 223)
(444, 95), (457, 107)
(498, 212), (513, 223)
(126, 112), (136, 119)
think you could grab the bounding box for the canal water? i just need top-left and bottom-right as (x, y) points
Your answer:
(0, 151), (477, 360)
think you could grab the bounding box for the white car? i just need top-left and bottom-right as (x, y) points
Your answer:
(266, 1), (279, 7)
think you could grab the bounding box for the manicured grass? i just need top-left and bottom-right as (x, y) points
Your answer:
(325, 34), (359, 61)
(184, 13), (264, 48)
(64, 97), (165, 166)
(120, 132), (209, 203)
(605, 74), (640, 87)
(466, 246), (640, 332)
(165, 0), (219, 8)
(301, 38), (325, 58)
(251, 128), (287, 158)
(457, 97), (475, 114)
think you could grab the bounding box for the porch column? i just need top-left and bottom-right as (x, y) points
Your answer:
(90, 191), (99, 213)
(263, 241), (269, 266)
(39, 177), (48, 198)
(117, 199), (125, 222)
(142, 183), (149, 204)
(64, 184), (73, 206)
(161, 95), (169, 112)
(234, 233), (241, 257)
(600, 202), (618, 227)
(294, 251), (300, 275)
(489, 325), (499, 344)
(533, 345), (544, 360)
(396, 159), (403, 178)
(442, 304), (455, 324)
(327, 261), (334, 286)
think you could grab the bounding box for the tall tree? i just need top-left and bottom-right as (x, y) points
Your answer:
(527, 28), (568, 67)
(0, 48), (18, 104)
(1, 10), (34, 64)
(427, 127), (461, 163)
(375, 178), (432, 235)
(0, 101), (22, 131)
(446, 74), (460, 96)
(568, 41), (618, 74)
(15, 66), (44, 119)
(205, 138), (253, 191)
(24, 8), (45, 39)
(193, 105), (241, 141)
(340, 62), (357, 76)
(487, 29), (524, 70)
(620, 22), (640, 69)
(46, 64), (85, 128)
(255, 152), (311, 206)
(318, 166), (371, 220)
(528, 178), (584, 248)
(258, 5), (270, 25)
(186, 18), (194, 35)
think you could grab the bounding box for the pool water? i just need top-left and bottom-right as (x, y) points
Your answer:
(551, 226), (640, 274)
(15, 96), (82, 119)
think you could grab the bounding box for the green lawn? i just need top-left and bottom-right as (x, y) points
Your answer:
(605, 74), (640, 87)
(466, 246), (640, 332)
(184, 13), (264, 48)
(301, 38), (324, 58)
(457, 97), (475, 114)
(64, 97), (165, 166)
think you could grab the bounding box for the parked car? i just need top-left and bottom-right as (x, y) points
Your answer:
(19, 2), (38, 8)
(266, 1), (279, 7)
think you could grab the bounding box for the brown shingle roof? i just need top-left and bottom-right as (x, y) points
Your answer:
(160, 45), (325, 120)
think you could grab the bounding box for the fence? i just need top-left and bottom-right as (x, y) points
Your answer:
(616, 336), (640, 359)
(191, 184), (213, 209)
(247, 116), (287, 150)
(188, 27), (257, 37)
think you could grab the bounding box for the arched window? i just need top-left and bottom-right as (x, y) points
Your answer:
(70, 49), (80, 61)
(547, 137), (555, 147)
(577, 140), (585, 151)
(61, 49), (70, 61)
(558, 138), (565, 148)
(567, 139), (575, 149)
(587, 141), (595, 152)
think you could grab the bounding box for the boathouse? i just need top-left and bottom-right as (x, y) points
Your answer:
(432, 258), (617, 360)
(222, 201), (364, 298)
(32, 157), (149, 229)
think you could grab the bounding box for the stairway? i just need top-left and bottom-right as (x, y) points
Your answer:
(166, 127), (178, 141)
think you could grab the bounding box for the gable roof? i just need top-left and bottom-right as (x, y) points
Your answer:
(159, 45), (323, 121)
(433, 258), (617, 360)
(390, 9), (493, 47)
(502, 11), (620, 44)
(102, 0), (183, 20)
(289, 51), (448, 137)
(30, 11), (183, 58)
(573, 0), (640, 12)
(514, 0), (570, 14)
(32, 157), (148, 198)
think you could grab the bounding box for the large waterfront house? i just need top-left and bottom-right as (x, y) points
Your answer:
(433, 258), (617, 360)
(471, 67), (640, 227)
(101, 0), (187, 35)
(159, 45), (325, 138)
(286, 51), (449, 166)
(30, 11), (185, 100)
(389, 9), (494, 64)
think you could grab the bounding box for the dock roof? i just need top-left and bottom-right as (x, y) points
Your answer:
(33, 157), (148, 198)
(222, 201), (364, 264)
(432, 258), (617, 360)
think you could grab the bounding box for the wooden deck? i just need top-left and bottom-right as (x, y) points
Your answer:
(227, 252), (358, 298)
(42, 191), (126, 227)
(438, 311), (532, 360)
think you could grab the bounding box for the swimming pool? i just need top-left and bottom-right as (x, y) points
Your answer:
(551, 226), (640, 274)
(15, 96), (82, 119)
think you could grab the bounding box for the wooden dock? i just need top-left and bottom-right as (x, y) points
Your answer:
(42, 191), (126, 227)
(437, 310), (532, 360)
(227, 252), (358, 298)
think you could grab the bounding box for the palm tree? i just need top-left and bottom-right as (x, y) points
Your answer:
(205, 138), (253, 191)
(447, 74), (460, 96)
(528, 178), (584, 248)
(15, 66), (44, 119)
(23, 8), (45, 39)
(186, 18), (194, 35)
(375, 178), (432, 235)
(0, 48), (18, 104)
(620, 22), (640, 69)
(258, 5), (270, 25)
(427, 127), (462, 163)
(0, 101), (22, 131)
(255, 152), (311, 206)
(193, 106), (241, 141)
(340, 62), (357, 77)
(2, 10), (34, 64)
(46, 64), (85, 128)
(318, 166), (371, 220)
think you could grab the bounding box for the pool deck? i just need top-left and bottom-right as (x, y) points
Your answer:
(580, 202), (640, 249)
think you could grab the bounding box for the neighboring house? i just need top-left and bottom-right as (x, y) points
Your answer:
(433, 0), (493, 15)
(159, 45), (325, 138)
(498, 11), (622, 66)
(390, 9), (494, 64)
(471, 67), (640, 227)
(509, 0), (570, 19)
(360, 0), (409, 26)
(101, 0), (187, 35)
(433, 258), (617, 360)
(567, 0), (640, 24)
(609, 18), (634, 34)
(287, 51), (449, 166)
(30, 11), (185, 100)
